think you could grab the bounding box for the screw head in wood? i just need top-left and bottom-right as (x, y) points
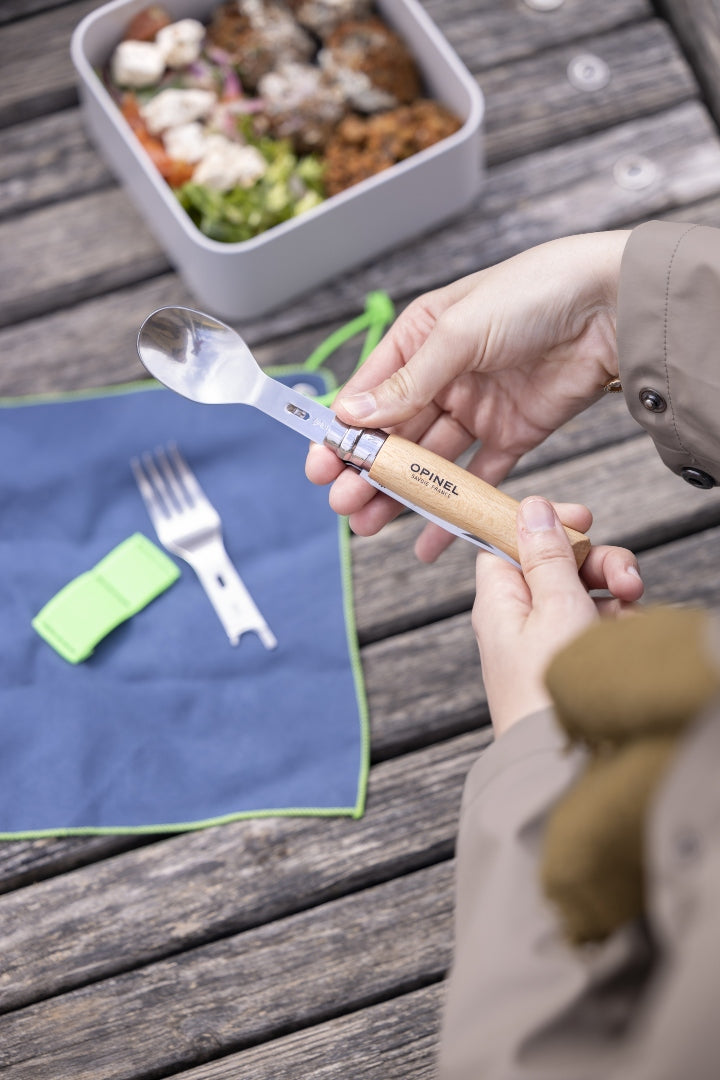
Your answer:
(567, 53), (611, 91)
(613, 155), (659, 191)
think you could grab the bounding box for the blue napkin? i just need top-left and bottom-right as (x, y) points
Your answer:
(0, 375), (369, 836)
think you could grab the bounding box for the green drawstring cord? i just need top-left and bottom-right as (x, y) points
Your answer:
(301, 291), (395, 407)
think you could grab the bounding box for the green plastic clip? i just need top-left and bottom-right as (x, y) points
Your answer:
(32, 533), (180, 664)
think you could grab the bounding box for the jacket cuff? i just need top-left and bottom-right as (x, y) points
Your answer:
(460, 708), (577, 819)
(617, 219), (720, 489)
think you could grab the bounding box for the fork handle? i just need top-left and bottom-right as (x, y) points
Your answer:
(188, 545), (277, 649)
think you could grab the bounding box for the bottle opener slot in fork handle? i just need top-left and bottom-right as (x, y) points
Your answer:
(136, 307), (591, 569)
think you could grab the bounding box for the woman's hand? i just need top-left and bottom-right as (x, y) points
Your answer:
(306, 230), (630, 561)
(473, 497), (643, 738)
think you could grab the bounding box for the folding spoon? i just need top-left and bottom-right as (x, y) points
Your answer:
(137, 306), (590, 567)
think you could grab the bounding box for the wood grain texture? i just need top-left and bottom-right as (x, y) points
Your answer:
(0, 861), (455, 1079)
(0, 834), (155, 896)
(169, 984), (443, 1080)
(0, 0), (98, 127)
(482, 19), (698, 164)
(655, 1), (720, 124)
(0, 110), (113, 221)
(0, 0), (70, 24)
(0, 732), (487, 1010)
(0, 0), (650, 128)
(368, 434), (590, 565)
(0, 190), (169, 328)
(422, 0), (650, 71)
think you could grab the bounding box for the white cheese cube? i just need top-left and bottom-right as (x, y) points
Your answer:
(155, 19), (206, 68)
(192, 137), (267, 191)
(162, 122), (208, 163)
(141, 88), (217, 134)
(111, 40), (165, 88)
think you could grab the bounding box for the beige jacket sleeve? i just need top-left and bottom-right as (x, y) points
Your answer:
(617, 220), (720, 489)
(439, 704), (720, 1080)
(438, 712), (654, 1080)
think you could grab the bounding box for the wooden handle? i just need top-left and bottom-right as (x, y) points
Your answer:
(368, 434), (591, 567)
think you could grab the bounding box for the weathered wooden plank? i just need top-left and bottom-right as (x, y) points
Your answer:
(0, 730), (484, 1011)
(662, 194), (720, 227)
(0, 280), (380, 398)
(0, 834), (154, 897)
(482, 19), (698, 165)
(422, 0), (650, 72)
(0, 110), (112, 221)
(637, 524), (720, 611)
(0, 860), (454, 1079)
(0, 15), (694, 220)
(168, 983), (443, 1080)
(654, 1), (720, 127)
(365, 611), (485, 756)
(3, 101), (720, 337)
(0, 0), (650, 129)
(0, 189), (170, 328)
(0, 0), (68, 25)
(0, 0), (97, 127)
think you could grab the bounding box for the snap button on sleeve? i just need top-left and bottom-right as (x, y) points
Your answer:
(681, 467), (716, 489)
(639, 388), (667, 412)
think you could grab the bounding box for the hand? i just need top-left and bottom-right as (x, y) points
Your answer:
(473, 497), (643, 738)
(306, 231), (630, 561)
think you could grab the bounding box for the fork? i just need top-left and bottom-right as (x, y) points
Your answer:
(131, 444), (277, 650)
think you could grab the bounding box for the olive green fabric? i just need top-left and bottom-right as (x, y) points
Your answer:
(541, 607), (720, 943)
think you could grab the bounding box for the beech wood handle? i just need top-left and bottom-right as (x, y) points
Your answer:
(368, 434), (591, 567)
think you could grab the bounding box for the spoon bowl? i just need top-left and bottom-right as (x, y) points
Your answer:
(137, 307), (266, 405)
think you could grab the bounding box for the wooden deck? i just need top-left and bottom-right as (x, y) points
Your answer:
(3, 1), (720, 1076)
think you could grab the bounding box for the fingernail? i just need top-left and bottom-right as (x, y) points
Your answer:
(338, 391), (376, 420)
(521, 498), (556, 533)
(626, 565), (642, 580)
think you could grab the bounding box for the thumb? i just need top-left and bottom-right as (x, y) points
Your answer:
(336, 330), (475, 428)
(336, 366), (435, 427)
(517, 497), (594, 616)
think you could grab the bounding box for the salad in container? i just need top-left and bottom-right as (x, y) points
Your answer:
(101, 1), (463, 243)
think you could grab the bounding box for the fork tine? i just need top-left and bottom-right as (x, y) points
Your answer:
(142, 450), (178, 514)
(167, 443), (207, 506)
(131, 457), (168, 527)
(155, 445), (189, 510)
